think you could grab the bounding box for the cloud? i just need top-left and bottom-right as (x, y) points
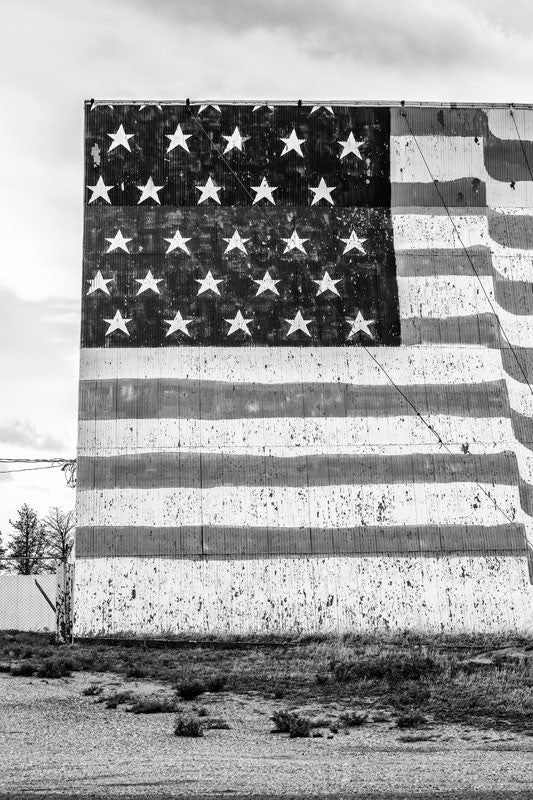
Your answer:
(0, 418), (65, 451)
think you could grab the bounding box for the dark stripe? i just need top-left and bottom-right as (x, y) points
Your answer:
(392, 179), (486, 208)
(401, 314), (501, 347)
(484, 136), (533, 182)
(396, 248), (492, 277)
(390, 107), (488, 137)
(78, 378), (511, 421)
(75, 523), (528, 558)
(77, 451), (520, 490)
(488, 211), (533, 250)
(501, 347), (533, 383)
(520, 481), (533, 516)
(512, 410), (533, 451)
(494, 276), (533, 316)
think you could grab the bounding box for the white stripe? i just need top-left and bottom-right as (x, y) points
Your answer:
(491, 253), (533, 283)
(486, 176), (533, 209)
(76, 483), (521, 529)
(398, 275), (494, 319)
(393, 214), (489, 250)
(487, 109), (533, 141)
(78, 414), (533, 485)
(506, 374), (533, 418)
(79, 346), (504, 385)
(391, 136), (484, 183)
(73, 556), (533, 635)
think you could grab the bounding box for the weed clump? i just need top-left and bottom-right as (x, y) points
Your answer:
(174, 714), (204, 737)
(10, 663), (37, 677)
(271, 709), (311, 738)
(176, 680), (206, 701)
(396, 712), (428, 729)
(82, 684), (103, 696)
(339, 710), (368, 727)
(35, 656), (79, 679)
(333, 654), (440, 684)
(129, 696), (177, 714)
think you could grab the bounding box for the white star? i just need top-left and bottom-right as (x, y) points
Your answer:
(138, 104), (162, 111)
(311, 105), (334, 115)
(223, 229), (250, 254)
(87, 270), (113, 295)
(164, 229), (191, 255)
(105, 229), (132, 253)
(253, 271), (280, 296)
(195, 270), (223, 296)
(225, 310), (253, 337)
(166, 124), (192, 153)
(252, 104), (274, 112)
(135, 270), (163, 295)
(164, 311), (193, 337)
(107, 124), (134, 153)
(104, 310), (131, 336)
(338, 132), (365, 160)
(280, 128), (305, 157)
(196, 176), (221, 204)
(340, 229), (367, 255)
(285, 310), (313, 337)
(347, 312), (375, 340)
(90, 102), (113, 111)
(313, 270), (342, 296)
(282, 230), (308, 254)
(309, 178), (335, 206)
(251, 177), (277, 205)
(87, 176), (113, 204)
(197, 104), (221, 114)
(137, 176), (164, 205)
(222, 127), (249, 153)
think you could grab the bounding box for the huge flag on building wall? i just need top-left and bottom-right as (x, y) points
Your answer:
(75, 102), (533, 634)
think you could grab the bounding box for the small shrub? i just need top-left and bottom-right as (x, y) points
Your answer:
(103, 690), (136, 709)
(206, 674), (226, 693)
(177, 680), (205, 701)
(82, 684), (103, 696)
(371, 711), (390, 723)
(11, 663), (37, 677)
(174, 714), (204, 737)
(315, 672), (329, 685)
(271, 709), (294, 733)
(36, 658), (73, 679)
(398, 733), (436, 743)
(0, 662), (12, 673)
(205, 717), (231, 730)
(197, 707), (209, 717)
(396, 712), (427, 729)
(340, 710), (368, 727)
(271, 709), (311, 737)
(129, 696), (177, 714)
(333, 655), (440, 684)
(289, 715), (311, 738)
(126, 664), (147, 679)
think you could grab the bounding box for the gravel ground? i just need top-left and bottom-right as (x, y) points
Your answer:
(2, 672), (533, 798)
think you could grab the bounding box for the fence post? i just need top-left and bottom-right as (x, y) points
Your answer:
(56, 560), (74, 643)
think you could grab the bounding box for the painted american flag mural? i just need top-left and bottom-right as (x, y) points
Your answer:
(75, 102), (533, 634)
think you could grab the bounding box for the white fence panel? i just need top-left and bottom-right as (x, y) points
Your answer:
(0, 574), (56, 632)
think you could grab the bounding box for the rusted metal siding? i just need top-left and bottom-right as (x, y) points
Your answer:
(75, 102), (533, 635)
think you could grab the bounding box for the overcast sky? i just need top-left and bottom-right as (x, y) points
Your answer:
(0, 0), (532, 540)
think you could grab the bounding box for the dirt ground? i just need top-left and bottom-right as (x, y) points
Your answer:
(2, 672), (533, 799)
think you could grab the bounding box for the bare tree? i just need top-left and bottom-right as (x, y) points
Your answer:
(43, 507), (75, 561)
(6, 504), (51, 574)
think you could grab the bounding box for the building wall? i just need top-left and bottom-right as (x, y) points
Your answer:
(75, 102), (533, 635)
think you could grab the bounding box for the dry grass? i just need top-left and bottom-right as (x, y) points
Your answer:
(2, 630), (533, 732)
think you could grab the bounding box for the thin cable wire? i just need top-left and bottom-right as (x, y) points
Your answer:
(401, 110), (533, 396)
(0, 465), (58, 474)
(188, 106), (521, 527)
(509, 108), (533, 184)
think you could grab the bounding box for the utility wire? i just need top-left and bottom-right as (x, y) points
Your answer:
(401, 109), (533, 397)
(509, 108), (533, 184)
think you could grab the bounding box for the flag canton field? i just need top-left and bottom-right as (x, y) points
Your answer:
(83, 103), (400, 347)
